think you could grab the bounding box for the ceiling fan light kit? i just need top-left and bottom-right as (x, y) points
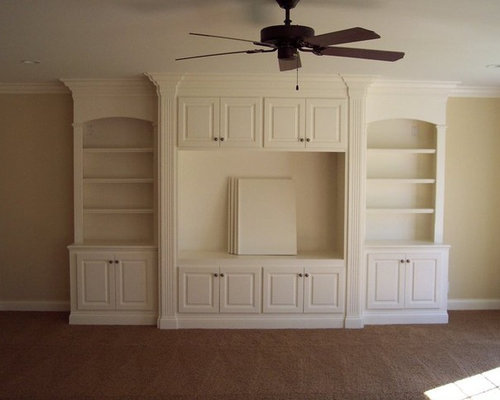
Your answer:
(176, 0), (404, 72)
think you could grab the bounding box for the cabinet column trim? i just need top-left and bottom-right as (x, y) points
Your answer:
(343, 78), (373, 328)
(434, 125), (446, 243)
(147, 74), (181, 328)
(73, 123), (84, 243)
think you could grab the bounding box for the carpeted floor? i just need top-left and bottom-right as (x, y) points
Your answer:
(0, 311), (499, 400)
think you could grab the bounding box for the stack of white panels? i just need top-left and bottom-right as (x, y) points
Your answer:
(228, 177), (297, 255)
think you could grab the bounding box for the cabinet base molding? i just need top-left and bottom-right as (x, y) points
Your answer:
(344, 316), (364, 329)
(363, 311), (448, 325)
(159, 315), (345, 329)
(157, 317), (179, 329)
(69, 311), (157, 325)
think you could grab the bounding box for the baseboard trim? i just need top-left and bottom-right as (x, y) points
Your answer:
(447, 299), (500, 310)
(69, 311), (157, 325)
(0, 300), (70, 312)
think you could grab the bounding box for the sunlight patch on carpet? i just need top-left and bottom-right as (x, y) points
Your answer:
(425, 367), (500, 400)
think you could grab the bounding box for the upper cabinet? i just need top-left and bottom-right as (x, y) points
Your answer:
(178, 96), (347, 151)
(264, 98), (347, 150)
(178, 97), (262, 149)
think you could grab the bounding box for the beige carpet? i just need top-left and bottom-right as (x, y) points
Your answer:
(0, 311), (499, 400)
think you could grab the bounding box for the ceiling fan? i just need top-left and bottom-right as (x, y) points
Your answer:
(176, 0), (404, 71)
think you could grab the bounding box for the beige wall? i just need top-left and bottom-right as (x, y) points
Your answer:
(445, 97), (500, 300)
(0, 93), (498, 307)
(0, 93), (73, 304)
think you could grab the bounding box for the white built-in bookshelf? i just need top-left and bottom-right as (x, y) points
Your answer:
(365, 119), (442, 243)
(81, 117), (155, 245)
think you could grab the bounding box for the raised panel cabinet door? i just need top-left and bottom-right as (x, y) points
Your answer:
(76, 253), (115, 310)
(115, 251), (156, 311)
(264, 98), (305, 149)
(263, 266), (304, 313)
(219, 266), (262, 313)
(366, 253), (405, 309)
(303, 266), (345, 313)
(405, 253), (441, 309)
(178, 97), (220, 148)
(220, 97), (263, 148)
(178, 266), (219, 313)
(305, 99), (347, 150)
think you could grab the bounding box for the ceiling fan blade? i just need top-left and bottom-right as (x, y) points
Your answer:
(189, 32), (276, 49)
(176, 48), (274, 61)
(279, 52), (301, 72)
(306, 27), (380, 47)
(319, 46), (405, 61)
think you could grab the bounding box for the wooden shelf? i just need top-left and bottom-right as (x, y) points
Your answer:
(366, 208), (434, 214)
(83, 147), (153, 153)
(83, 178), (154, 184)
(84, 208), (154, 214)
(366, 178), (436, 184)
(367, 148), (436, 154)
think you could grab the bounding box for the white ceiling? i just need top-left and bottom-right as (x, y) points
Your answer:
(1, 0), (500, 87)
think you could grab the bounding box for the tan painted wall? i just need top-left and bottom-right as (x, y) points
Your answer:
(445, 97), (500, 299)
(0, 93), (73, 304)
(0, 94), (498, 306)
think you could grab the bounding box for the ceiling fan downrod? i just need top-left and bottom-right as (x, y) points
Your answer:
(276, 0), (300, 25)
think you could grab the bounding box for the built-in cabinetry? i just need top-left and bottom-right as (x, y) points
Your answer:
(364, 246), (448, 324)
(178, 96), (347, 151)
(363, 112), (450, 324)
(263, 266), (345, 314)
(69, 247), (157, 324)
(176, 255), (345, 328)
(178, 265), (262, 314)
(64, 79), (158, 325)
(81, 117), (155, 244)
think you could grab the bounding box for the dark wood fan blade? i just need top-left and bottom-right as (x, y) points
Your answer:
(306, 27), (380, 47)
(319, 46), (405, 61)
(279, 53), (301, 71)
(190, 32), (276, 49)
(176, 49), (274, 61)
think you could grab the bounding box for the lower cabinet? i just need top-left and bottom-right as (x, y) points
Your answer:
(365, 246), (449, 323)
(178, 265), (261, 313)
(69, 247), (157, 325)
(177, 264), (345, 316)
(263, 266), (345, 313)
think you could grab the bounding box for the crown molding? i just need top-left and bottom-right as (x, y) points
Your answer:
(451, 85), (500, 98)
(368, 79), (460, 97)
(61, 77), (156, 97)
(0, 82), (69, 94)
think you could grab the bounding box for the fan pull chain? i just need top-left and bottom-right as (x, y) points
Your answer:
(296, 57), (299, 91)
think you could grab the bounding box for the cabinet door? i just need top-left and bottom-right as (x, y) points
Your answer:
(305, 99), (347, 150)
(303, 266), (345, 313)
(366, 254), (405, 309)
(263, 266), (303, 313)
(76, 253), (115, 310)
(264, 98), (305, 149)
(405, 253), (441, 309)
(178, 97), (220, 148)
(178, 266), (219, 313)
(219, 266), (261, 313)
(115, 251), (156, 311)
(220, 97), (262, 148)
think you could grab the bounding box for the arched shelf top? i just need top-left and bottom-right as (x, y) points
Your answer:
(82, 117), (154, 149)
(367, 119), (437, 150)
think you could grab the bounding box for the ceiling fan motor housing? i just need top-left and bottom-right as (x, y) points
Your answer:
(261, 25), (315, 58)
